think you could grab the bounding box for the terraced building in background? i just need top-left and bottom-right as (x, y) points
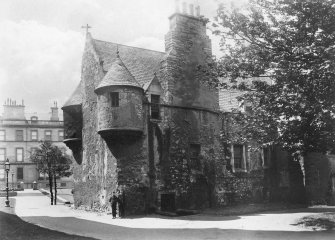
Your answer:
(0, 99), (72, 190)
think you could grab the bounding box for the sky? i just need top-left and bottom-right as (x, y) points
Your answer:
(0, 0), (246, 120)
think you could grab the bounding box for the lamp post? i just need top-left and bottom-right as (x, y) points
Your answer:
(4, 158), (10, 207)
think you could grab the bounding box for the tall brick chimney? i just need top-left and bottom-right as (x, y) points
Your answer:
(163, 1), (216, 109)
(50, 101), (59, 121)
(165, 1), (212, 56)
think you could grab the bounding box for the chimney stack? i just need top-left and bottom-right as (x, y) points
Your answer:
(2, 98), (26, 120)
(195, 5), (200, 17)
(189, 4), (194, 16)
(175, 0), (180, 13)
(50, 101), (59, 121)
(182, 2), (187, 14)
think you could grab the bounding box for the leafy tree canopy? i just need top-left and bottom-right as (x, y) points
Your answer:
(30, 141), (72, 178)
(213, 0), (335, 156)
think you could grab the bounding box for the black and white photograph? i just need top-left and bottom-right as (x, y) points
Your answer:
(0, 0), (335, 239)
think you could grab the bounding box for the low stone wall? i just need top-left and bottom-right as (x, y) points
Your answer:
(0, 191), (18, 197)
(215, 172), (264, 206)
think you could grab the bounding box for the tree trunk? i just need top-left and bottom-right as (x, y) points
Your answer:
(48, 170), (53, 205)
(288, 155), (306, 204)
(54, 173), (57, 205)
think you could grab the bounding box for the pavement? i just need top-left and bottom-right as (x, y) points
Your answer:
(2, 189), (335, 239)
(40, 188), (74, 203)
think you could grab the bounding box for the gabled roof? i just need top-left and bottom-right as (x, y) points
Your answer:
(93, 39), (166, 89)
(62, 80), (82, 108)
(95, 55), (141, 92)
(219, 76), (273, 112)
(63, 37), (166, 109)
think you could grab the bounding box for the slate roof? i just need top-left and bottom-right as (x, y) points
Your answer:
(219, 76), (273, 112)
(219, 90), (244, 112)
(63, 80), (82, 108)
(63, 37), (166, 108)
(220, 76), (273, 86)
(95, 55), (141, 92)
(93, 39), (166, 88)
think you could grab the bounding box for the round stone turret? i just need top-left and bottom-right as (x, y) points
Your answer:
(95, 54), (144, 142)
(62, 81), (83, 164)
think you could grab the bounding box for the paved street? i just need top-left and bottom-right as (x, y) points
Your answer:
(1, 189), (335, 240)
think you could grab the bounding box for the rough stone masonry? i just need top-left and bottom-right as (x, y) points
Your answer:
(62, 6), (226, 214)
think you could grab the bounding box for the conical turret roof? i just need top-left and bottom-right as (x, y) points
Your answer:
(95, 54), (141, 93)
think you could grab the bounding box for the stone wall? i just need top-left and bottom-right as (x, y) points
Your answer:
(304, 153), (335, 205)
(72, 34), (117, 211)
(164, 13), (217, 110)
(215, 172), (264, 206)
(149, 106), (223, 210)
(97, 86), (143, 132)
(69, 13), (225, 214)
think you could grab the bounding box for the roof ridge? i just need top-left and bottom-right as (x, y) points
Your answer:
(114, 56), (141, 86)
(93, 39), (166, 54)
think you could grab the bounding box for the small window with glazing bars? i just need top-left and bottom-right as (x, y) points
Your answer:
(151, 94), (160, 119)
(110, 92), (119, 107)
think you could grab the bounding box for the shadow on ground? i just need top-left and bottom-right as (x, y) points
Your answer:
(292, 212), (335, 231)
(20, 215), (335, 240)
(0, 211), (97, 240)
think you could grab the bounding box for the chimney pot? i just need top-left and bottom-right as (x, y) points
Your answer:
(195, 5), (200, 17)
(175, 0), (180, 13)
(189, 4), (194, 16)
(182, 2), (187, 14)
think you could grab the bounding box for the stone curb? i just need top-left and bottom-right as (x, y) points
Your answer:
(39, 188), (70, 204)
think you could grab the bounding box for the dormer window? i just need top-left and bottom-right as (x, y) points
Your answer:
(31, 116), (38, 122)
(110, 92), (119, 107)
(151, 94), (160, 119)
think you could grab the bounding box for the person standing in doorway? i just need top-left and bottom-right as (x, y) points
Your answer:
(109, 191), (118, 219)
(117, 189), (125, 218)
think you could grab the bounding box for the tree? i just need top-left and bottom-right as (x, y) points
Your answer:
(30, 141), (72, 205)
(52, 146), (72, 205)
(212, 0), (335, 157)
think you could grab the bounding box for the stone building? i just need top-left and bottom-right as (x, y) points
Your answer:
(219, 82), (335, 206)
(63, 6), (227, 213)
(64, 3), (335, 213)
(0, 99), (72, 189)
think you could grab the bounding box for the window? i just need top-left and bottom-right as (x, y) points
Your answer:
(45, 130), (52, 141)
(16, 148), (24, 162)
(233, 144), (244, 169)
(31, 130), (38, 141)
(0, 148), (6, 161)
(39, 172), (45, 180)
(58, 130), (64, 141)
(189, 143), (201, 170)
(110, 92), (119, 107)
(30, 147), (38, 156)
(17, 167), (23, 180)
(16, 130), (24, 141)
(151, 94), (160, 119)
(31, 116), (38, 122)
(0, 130), (5, 141)
(0, 169), (4, 179)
